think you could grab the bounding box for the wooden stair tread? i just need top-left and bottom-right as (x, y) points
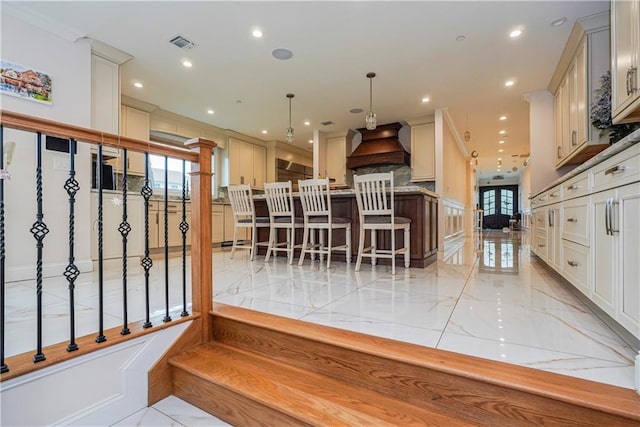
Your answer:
(169, 342), (471, 426)
(211, 302), (640, 422)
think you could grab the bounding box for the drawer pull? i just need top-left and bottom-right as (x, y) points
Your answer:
(567, 185), (578, 191)
(604, 165), (625, 176)
(567, 260), (579, 267)
(566, 218), (577, 223)
(538, 244), (546, 248)
(549, 193), (558, 198)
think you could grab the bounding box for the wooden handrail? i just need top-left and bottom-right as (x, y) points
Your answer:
(0, 109), (198, 162)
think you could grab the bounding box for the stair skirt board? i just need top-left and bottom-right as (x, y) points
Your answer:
(164, 303), (640, 426)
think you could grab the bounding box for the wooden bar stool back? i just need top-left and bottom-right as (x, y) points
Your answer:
(263, 181), (304, 264)
(227, 184), (270, 260)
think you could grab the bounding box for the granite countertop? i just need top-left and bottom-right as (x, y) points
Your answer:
(253, 185), (439, 200)
(530, 128), (640, 199)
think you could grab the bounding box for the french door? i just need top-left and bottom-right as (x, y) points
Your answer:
(479, 185), (518, 229)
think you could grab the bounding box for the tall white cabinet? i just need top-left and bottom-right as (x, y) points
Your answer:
(228, 138), (266, 189)
(611, 0), (640, 124)
(324, 130), (356, 188)
(407, 117), (435, 182)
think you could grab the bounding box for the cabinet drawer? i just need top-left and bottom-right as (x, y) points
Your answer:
(562, 173), (589, 200)
(562, 240), (590, 297)
(533, 210), (547, 230)
(562, 198), (589, 246)
(534, 232), (547, 258)
(148, 201), (160, 210)
(546, 186), (561, 203)
(593, 145), (640, 192)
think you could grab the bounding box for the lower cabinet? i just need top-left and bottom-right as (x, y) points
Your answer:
(592, 183), (640, 335)
(212, 205), (224, 244)
(149, 200), (191, 249)
(90, 193), (144, 260)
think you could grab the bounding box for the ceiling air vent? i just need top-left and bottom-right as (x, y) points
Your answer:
(492, 175), (505, 180)
(320, 120), (334, 126)
(169, 35), (195, 50)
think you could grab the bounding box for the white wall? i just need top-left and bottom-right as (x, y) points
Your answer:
(1, 10), (93, 281)
(1, 322), (191, 426)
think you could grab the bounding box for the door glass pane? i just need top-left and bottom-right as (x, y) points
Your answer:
(501, 189), (513, 216)
(483, 190), (495, 215)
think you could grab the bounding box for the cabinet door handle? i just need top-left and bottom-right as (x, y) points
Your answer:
(538, 244), (546, 248)
(631, 66), (638, 93)
(566, 218), (577, 223)
(604, 165), (625, 176)
(610, 199), (619, 235)
(240, 176), (244, 184)
(571, 130), (577, 146)
(567, 260), (579, 267)
(605, 199), (611, 235)
(557, 146), (562, 159)
(548, 210), (552, 227)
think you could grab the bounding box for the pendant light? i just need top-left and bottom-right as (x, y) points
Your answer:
(285, 93), (295, 143)
(365, 72), (377, 130)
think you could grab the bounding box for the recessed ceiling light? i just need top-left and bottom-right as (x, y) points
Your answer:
(272, 48), (293, 60)
(551, 17), (567, 27)
(499, 115), (507, 121)
(498, 157), (502, 161)
(304, 121), (310, 126)
(499, 130), (506, 135)
(456, 35), (466, 42)
(510, 29), (522, 38)
(207, 109), (214, 115)
(261, 130), (268, 134)
(421, 97), (430, 103)
(505, 80), (514, 87)
(498, 149), (504, 152)
(252, 29), (263, 38)
(499, 140), (505, 144)
(308, 140), (314, 144)
(182, 60), (193, 68)
(133, 82), (143, 88)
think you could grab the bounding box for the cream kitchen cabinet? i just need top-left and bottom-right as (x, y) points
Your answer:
(212, 204), (224, 244)
(228, 138), (266, 189)
(324, 130), (356, 188)
(106, 106), (149, 176)
(592, 183), (640, 336)
(90, 192), (144, 260)
(151, 200), (191, 248)
(611, 0), (640, 124)
(552, 14), (610, 167)
(409, 121), (435, 182)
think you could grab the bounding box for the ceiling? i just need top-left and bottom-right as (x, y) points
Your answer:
(11, 1), (609, 179)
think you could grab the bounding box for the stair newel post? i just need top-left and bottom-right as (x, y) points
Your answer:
(185, 137), (215, 343)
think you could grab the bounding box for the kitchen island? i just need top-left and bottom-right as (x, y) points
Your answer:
(254, 186), (438, 268)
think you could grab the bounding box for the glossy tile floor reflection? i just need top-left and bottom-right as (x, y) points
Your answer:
(214, 230), (637, 390)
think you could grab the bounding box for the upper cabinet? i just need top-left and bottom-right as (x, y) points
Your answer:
(324, 130), (356, 188)
(408, 119), (435, 181)
(227, 138), (266, 189)
(611, 0), (640, 124)
(551, 14), (610, 167)
(106, 105), (150, 176)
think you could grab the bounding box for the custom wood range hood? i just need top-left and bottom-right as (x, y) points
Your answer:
(346, 122), (410, 169)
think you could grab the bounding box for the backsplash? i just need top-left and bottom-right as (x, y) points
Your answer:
(350, 164), (435, 192)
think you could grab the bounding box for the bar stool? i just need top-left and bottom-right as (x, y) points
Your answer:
(227, 184), (270, 260)
(298, 178), (351, 268)
(264, 181), (304, 264)
(353, 171), (411, 275)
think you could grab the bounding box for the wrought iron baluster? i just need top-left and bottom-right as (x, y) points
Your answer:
(140, 153), (153, 329)
(0, 126), (7, 373)
(95, 145), (106, 343)
(180, 159), (189, 317)
(119, 149), (131, 335)
(31, 132), (49, 362)
(163, 156), (171, 323)
(64, 138), (79, 352)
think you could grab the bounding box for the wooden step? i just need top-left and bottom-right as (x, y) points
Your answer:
(170, 342), (470, 426)
(207, 303), (640, 426)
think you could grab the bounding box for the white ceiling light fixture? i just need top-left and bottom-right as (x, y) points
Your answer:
(207, 109), (214, 115)
(285, 93), (295, 143)
(133, 82), (143, 88)
(261, 130), (268, 134)
(182, 60), (193, 68)
(499, 140), (505, 144)
(505, 80), (515, 87)
(304, 121), (310, 126)
(308, 139), (313, 144)
(252, 29), (263, 38)
(421, 97), (430, 103)
(365, 72), (377, 130)
(499, 115), (507, 121)
(551, 17), (567, 27)
(509, 29), (522, 38)
(499, 130), (506, 135)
